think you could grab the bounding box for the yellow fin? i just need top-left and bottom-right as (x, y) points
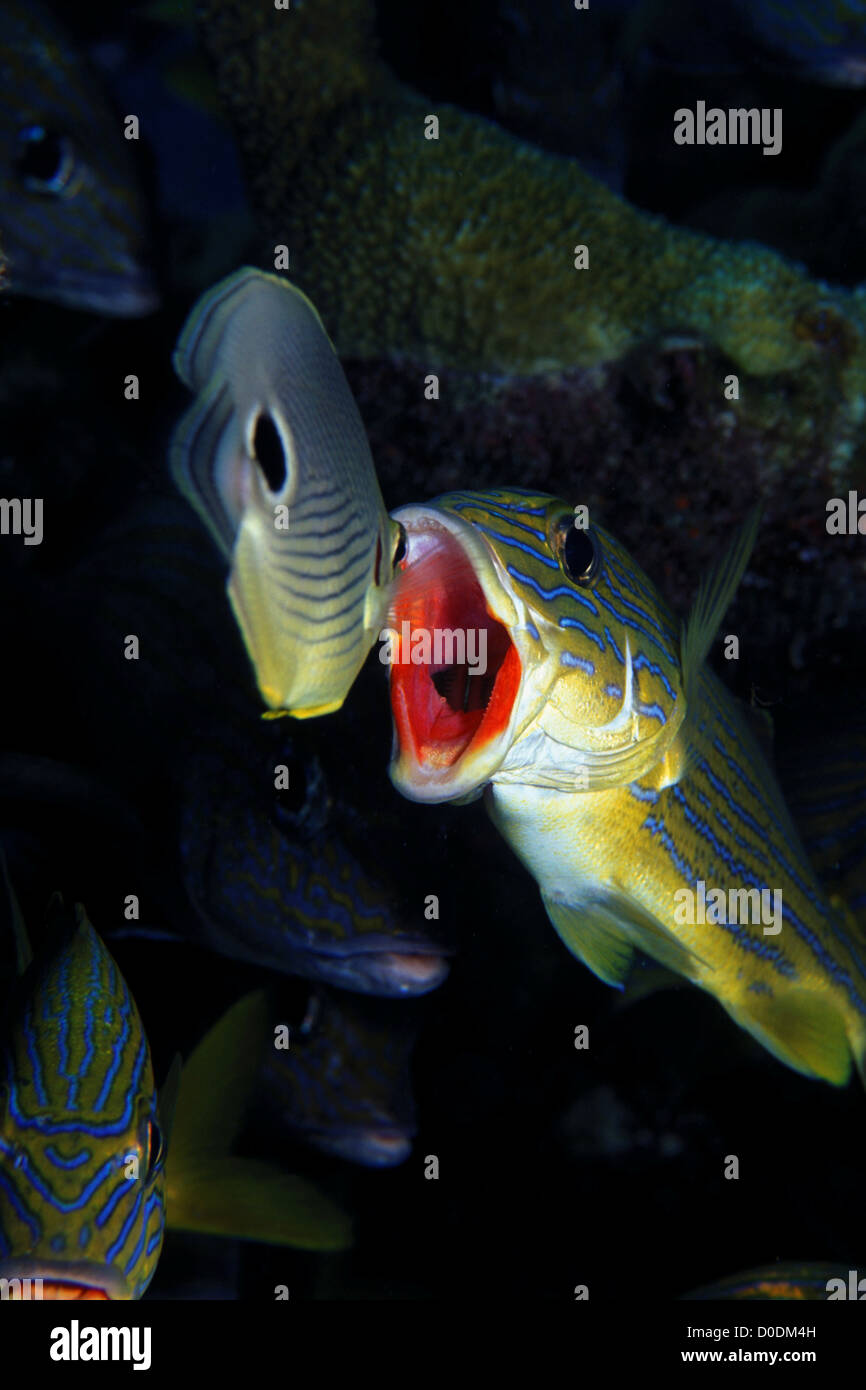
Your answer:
(166, 1159), (352, 1251)
(165, 991), (352, 1249)
(542, 894), (634, 986)
(543, 889), (710, 988)
(728, 989), (852, 1086)
(168, 991), (270, 1168)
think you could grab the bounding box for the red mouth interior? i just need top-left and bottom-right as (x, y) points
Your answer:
(389, 529), (521, 771)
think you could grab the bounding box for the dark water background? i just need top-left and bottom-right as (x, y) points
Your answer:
(1, 0), (864, 1300)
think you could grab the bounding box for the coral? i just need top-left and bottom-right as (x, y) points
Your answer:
(197, 0), (866, 440)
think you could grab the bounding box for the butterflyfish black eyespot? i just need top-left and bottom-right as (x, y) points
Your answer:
(252, 410), (287, 492)
(15, 126), (76, 194)
(560, 521), (600, 586)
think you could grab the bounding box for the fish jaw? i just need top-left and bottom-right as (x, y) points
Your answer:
(0, 1257), (133, 1300)
(386, 506), (549, 803)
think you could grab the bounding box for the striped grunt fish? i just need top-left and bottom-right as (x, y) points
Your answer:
(0, 887), (350, 1300)
(0, 0), (157, 314)
(170, 267), (404, 718)
(179, 735), (452, 996)
(384, 488), (866, 1087)
(254, 986), (418, 1167)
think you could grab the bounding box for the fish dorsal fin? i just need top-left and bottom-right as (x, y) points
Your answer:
(165, 991), (351, 1250)
(681, 506), (761, 706)
(0, 852), (32, 975)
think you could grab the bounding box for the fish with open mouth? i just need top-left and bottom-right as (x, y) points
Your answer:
(0, 884), (350, 1300)
(384, 487), (866, 1087)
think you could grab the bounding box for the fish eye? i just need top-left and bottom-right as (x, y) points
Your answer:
(15, 126), (76, 194)
(557, 519), (600, 586)
(251, 410), (287, 492)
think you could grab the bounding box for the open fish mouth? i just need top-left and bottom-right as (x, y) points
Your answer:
(0, 1259), (126, 1299)
(36, 1281), (110, 1300)
(386, 508), (522, 801)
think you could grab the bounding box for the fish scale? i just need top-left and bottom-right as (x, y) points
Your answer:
(0, 905), (165, 1299)
(387, 487), (866, 1087)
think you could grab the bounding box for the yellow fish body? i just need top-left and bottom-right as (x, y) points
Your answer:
(385, 487), (866, 1087)
(171, 267), (402, 717)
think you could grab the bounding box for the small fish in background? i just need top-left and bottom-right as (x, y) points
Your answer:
(255, 986), (418, 1168)
(179, 733), (452, 997)
(171, 267), (404, 719)
(733, 0), (866, 86)
(0, 0), (158, 315)
(682, 1262), (860, 1300)
(0, 884), (350, 1300)
(385, 488), (866, 1088)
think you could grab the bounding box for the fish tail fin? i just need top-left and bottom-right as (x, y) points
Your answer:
(165, 991), (351, 1250)
(728, 989), (853, 1087)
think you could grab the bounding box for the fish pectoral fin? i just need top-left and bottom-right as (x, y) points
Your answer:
(728, 989), (853, 1087)
(543, 890), (709, 988)
(542, 894), (634, 987)
(165, 1158), (352, 1251)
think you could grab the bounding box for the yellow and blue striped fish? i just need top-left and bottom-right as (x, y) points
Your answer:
(0, 890), (350, 1300)
(385, 487), (866, 1087)
(0, 0), (157, 314)
(170, 267), (404, 718)
(255, 986), (418, 1167)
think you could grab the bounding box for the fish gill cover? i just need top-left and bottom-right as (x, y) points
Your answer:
(0, 0), (864, 1351)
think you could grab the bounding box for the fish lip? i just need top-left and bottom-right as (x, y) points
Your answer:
(305, 945), (452, 997)
(5, 254), (160, 317)
(304, 1127), (414, 1167)
(385, 506), (524, 803)
(0, 1258), (130, 1300)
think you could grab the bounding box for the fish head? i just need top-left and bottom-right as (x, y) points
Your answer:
(0, 904), (166, 1300)
(0, 4), (157, 315)
(179, 738), (452, 997)
(387, 487), (686, 802)
(262, 988), (417, 1168)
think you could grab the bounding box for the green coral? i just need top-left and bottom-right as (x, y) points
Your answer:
(196, 0), (866, 425)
